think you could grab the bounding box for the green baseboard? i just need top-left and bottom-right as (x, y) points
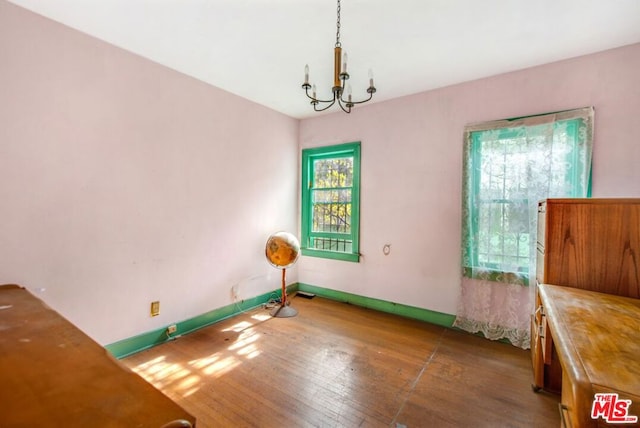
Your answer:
(105, 284), (297, 359)
(106, 282), (456, 359)
(296, 282), (456, 328)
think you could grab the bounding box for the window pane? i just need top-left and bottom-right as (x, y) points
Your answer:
(311, 189), (352, 233)
(313, 157), (353, 188)
(475, 132), (532, 273)
(476, 201), (529, 271)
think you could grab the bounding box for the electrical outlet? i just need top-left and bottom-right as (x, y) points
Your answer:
(167, 324), (177, 334)
(150, 301), (160, 317)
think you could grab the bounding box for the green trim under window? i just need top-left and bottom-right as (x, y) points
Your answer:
(301, 142), (361, 262)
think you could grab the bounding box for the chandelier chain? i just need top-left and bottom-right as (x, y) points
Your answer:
(335, 0), (341, 47)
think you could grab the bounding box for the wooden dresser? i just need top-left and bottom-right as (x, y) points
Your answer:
(0, 284), (196, 427)
(532, 198), (640, 426)
(537, 284), (640, 427)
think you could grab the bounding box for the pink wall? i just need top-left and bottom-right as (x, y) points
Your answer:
(299, 43), (640, 316)
(0, 2), (299, 345)
(2, 0), (639, 344)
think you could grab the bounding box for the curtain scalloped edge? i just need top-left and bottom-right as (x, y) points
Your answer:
(452, 316), (531, 350)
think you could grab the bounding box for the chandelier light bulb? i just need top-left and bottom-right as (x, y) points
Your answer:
(342, 52), (348, 73)
(304, 64), (309, 85)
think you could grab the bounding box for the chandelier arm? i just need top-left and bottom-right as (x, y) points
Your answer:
(314, 98), (338, 112)
(337, 77), (375, 105)
(336, 98), (352, 114)
(303, 85), (337, 104)
(339, 90), (375, 106)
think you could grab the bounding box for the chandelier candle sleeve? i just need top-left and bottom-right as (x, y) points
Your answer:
(334, 46), (342, 88)
(304, 64), (309, 85)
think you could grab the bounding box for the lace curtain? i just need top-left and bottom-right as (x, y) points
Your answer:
(453, 107), (594, 349)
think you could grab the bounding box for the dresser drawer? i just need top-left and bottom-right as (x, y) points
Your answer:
(541, 307), (552, 365)
(560, 371), (579, 427)
(534, 292), (552, 365)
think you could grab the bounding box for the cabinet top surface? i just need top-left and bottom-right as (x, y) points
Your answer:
(538, 283), (640, 397)
(540, 198), (640, 205)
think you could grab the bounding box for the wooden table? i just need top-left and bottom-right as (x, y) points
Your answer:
(0, 284), (196, 427)
(538, 284), (640, 427)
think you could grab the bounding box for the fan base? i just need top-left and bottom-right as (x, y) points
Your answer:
(270, 304), (298, 318)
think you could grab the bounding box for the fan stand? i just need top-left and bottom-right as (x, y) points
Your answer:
(270, 268), (298, 318)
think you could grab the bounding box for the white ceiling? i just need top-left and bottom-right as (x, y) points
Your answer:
(8, 0), (640, 119)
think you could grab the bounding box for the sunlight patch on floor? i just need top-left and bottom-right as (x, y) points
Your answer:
(251, 313), (271, 322)
(223, 320), (253, 333)
(130, 356), (201, 392)
(130, 312), (270, 397)
(227, 329), (260, 351)
(177, 374), (202, 397)
(199, 355), (241, 377)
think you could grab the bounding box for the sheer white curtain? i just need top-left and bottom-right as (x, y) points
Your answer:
(453, 108), (593, 349)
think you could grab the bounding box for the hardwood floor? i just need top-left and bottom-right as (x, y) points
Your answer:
(122, 295), (559, 427)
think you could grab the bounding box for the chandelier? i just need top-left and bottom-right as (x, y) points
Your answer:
(301, 0), (376, 113)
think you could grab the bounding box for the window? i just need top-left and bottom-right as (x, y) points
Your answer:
(301, 142), (361, 262)
(461, 108), (593, 285)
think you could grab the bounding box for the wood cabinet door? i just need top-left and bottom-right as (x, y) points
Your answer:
(543, 199), (640, 297)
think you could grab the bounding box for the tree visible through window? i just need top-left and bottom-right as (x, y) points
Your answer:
(301, 142), (361, 262)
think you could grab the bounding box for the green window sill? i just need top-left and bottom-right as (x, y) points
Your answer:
(301, 248), (360, 262)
